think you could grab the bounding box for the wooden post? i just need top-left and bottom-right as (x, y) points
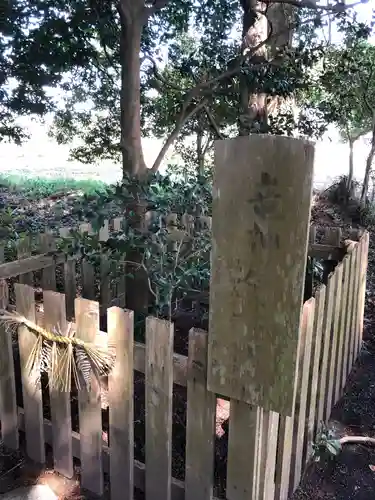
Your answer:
(208, 135), (314, 415)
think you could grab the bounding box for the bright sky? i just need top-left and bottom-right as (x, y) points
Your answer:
(0, 1), (373, 186)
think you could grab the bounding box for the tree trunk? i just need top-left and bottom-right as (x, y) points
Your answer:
(361, 116), (375, 208)
(238, 0), (295, 135)
(119, 2), (150, 314)
(119, 3), (147, 179)
(347, 138), (354, 198)
(361, 139), (375, 208)
(239, 0), (268, 136)
(196, 129), (205, 176)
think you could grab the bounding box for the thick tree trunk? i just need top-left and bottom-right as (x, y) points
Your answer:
(119, 4), (147, 179)
(361, 116), (375, 208)
(239, 0), (268, 136)
(118, 2), (150, 314)
(196, 129), (205, 176)
(238, 0), (294, 135)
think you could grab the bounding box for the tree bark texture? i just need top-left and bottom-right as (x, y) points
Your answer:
(119, 1), (147, 179)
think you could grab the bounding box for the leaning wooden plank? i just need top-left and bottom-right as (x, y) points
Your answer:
(59, 228), (76, 319)
(0, 252), (67, 280)
(108, 307), (134, 500)
(79, 223), (96, 301)
(307, 243), (345, 261)
(43, 290), (73, 478)
(39, 233), (57, 291)
(305, 286), (326, 460)
(75, 297), (103, 495)
(208, 135), (314, 415)
(325, 264), (343, 420)
(316, 271), (335, 426)
(17, 237), (34, 285)
(185, 329), (216, 500)
(226, 401), (259, 500)
(0, 277), (18, 449)
(145, 317), (173, 500)
(290, 298), (315, 492)
(15, 283), (45, 463)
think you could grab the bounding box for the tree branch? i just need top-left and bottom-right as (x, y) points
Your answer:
(150, 100), (208, 173)
(264, 0), (363, 11)
(143, 0), (171, 21)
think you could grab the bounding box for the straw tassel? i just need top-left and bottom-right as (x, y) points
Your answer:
(0, 309), (115, 392)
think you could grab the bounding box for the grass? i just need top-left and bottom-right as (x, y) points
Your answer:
(0, 174), (107, 198)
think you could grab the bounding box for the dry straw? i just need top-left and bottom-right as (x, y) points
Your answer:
(0, 309), (115, 392)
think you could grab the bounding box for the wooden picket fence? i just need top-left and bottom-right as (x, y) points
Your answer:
(0, 224), (369, 500)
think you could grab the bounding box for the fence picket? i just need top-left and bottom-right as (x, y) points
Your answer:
(316, 271), (335, 426)
(342, 244), (356, 386)
(185, 329), (216, 500)
(256, 409), (271, 498)
(75, 297), (103, 495)
(39, 232), (57, 291)
(353, 240), (364, 358)
(348, 243), (361, 370)
(263, 412), (279, 500)
(15, 283), (45, 463)
(79, 223), (96, 301)
(274, 415), (294, 500)
(59, 228), (76, 319)
(99, 222), (111, 312)
(227, 402), (260, 500)
(108, 307), (134, 500)
(17, 237), (33, 286)
(335, 250), (351, 400)
(290, 298), (315, 492)
(113, 218), (126, 308)
(305, 285), (326, 460)
(145, 317), (173, 500)
(43, 290), (73, 478)
(358, 233), (369, 345)
(325, 264), (343, 418)
(0, 276), (18, 449)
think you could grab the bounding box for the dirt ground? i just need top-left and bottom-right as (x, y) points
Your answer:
(1, 192), (375, 499)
